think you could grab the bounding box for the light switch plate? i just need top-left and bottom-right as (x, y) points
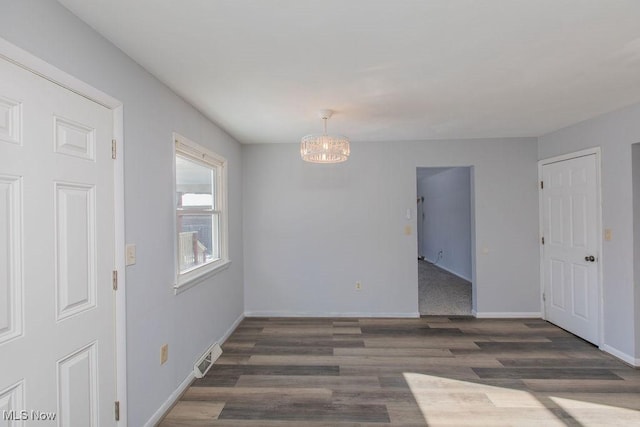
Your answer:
(125, 244), (136, 266)
(604, 228), (612, 241)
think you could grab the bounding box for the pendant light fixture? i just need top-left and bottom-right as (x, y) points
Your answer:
(300, 109), (350, 163)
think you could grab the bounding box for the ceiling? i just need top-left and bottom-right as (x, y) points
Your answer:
(58, 0), (640, 144)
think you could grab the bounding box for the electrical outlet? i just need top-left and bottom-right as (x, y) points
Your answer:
(355, 281), (362, 291)
(160, 344), (168, 365)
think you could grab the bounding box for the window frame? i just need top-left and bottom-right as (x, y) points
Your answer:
(173, 132), (230, 293)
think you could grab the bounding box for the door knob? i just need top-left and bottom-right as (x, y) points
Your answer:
(585, 255), (595, 262)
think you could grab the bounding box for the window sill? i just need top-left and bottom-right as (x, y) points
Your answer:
(174, 259), (231, 295)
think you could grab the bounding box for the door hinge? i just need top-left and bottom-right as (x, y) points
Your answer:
(542, 292), (546, 302)
(112, 270), (118, 291)
(112, 139), (117, 159)
(541, 236), (545, 245)
(114, 401), (120, 421)
(540, 180), (544, 189)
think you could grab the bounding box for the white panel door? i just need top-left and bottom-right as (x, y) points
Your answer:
(0, 57), (115, 425)
(541, 154), (600, 344)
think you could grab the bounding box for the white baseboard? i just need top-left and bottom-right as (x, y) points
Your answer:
(473, 311), (542, 319)
(246, 310), (540, 319)
(600, 344), (640, 367)
(144, 312), (244, 427)
(421, 257), (472, 282)
(144, 371), (194, 427)
(244, 311), (419, 318)
(221, 312), (245, 344)
(427, 262), (472, 282)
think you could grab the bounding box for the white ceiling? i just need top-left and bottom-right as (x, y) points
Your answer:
(58, 0), (640, 144)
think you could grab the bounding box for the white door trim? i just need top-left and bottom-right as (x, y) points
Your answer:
(0, 37), (128, 425)
(538, 147), (603, 346)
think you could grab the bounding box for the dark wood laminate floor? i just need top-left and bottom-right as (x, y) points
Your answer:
(159, 317), (640, 426)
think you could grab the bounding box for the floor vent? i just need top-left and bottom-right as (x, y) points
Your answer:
(194, 343), (222, 378)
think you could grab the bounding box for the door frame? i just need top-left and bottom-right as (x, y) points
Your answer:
(0, 38), (128, 424)
(415, 166), (476, 315)
(538, 147), (603, 346)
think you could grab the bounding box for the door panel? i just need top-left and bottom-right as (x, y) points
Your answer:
(572, 265), (589, 319)
(550, 259), (565, 309)
(57, 343), (98, 426)
(55, 183), (97, 321)
(0, 57), (115, 425)
(542, 154), (599, 344)
(0, 175), (22, 345)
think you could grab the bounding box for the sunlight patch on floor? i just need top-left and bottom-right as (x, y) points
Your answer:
(401, 372), (640, 426)
(549, 396), (640, 426)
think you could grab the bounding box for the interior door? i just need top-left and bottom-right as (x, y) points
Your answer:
(0, 57), (116, 425)
(541, 154), (600, 344)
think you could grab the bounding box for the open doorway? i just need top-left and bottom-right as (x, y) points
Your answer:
(416, 167), (473, 315)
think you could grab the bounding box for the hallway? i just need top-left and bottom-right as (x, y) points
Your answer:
(419, 260), (472, 316)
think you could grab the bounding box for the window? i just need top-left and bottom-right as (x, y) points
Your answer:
(174, 133), (229, 292)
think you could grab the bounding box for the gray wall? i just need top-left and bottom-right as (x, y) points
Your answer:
(539, 102), (640, 361)
(0, 1), (244, 425)
(418, 167), (472, 281)
(633, 143), (640, 358)
(243, 139), (540, 317)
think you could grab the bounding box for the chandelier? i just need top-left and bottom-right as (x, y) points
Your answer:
(300, 109), (350, 163)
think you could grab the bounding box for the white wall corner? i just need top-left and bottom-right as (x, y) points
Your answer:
(144, 312), (244, 427)
(143, 372), (195, 427)
(222, 313), (245, 344)
(600, 344), (640, 367)
(473, 312), (542, 319)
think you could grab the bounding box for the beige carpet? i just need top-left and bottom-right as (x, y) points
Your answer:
(419, 260), (472, 315)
